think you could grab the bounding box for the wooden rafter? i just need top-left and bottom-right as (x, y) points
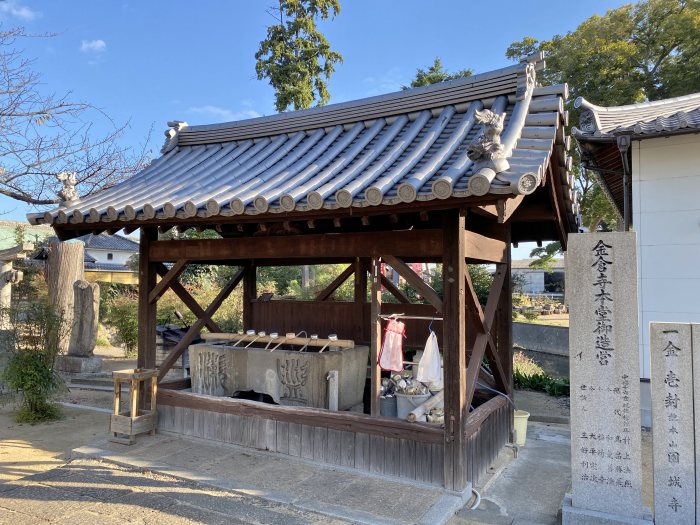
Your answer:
(157, 267), (245, 381)
(496, 195), (525, 224)
(464, 264), (508, 409)
(148, 259), (188, 304)
(382, 254), (443, 313)
(156, 263), (221, 333)
(315, 264), (354, 301)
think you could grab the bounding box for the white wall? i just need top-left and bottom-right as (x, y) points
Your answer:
(86, 248), (134, 266)
(632, 134), (700, 379)
(512, 269), (545, 294)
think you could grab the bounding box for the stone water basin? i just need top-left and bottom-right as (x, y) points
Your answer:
(188, 343), (369, 410)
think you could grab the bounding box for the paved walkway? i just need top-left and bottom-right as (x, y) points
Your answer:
(70, 433), (470, 525)
(0, 459), (350, 524)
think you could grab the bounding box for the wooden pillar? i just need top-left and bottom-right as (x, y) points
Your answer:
(442, 209), (468, 492)
(496, 226), (513, 439)
(354, 258), (367, 343)
(137, 228), (157, 370)
(369, 257), (382, 416)
(242, 263), (256, 329)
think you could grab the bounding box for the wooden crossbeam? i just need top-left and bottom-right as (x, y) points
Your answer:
(148, 259), (188, 304)
(379, 274), (411, 304)
(464, 230), (507, 264)
(496, 195), (525, 224)
(315, 264), (354, 301)
(156, 263), (221, 333)
(382, 254), (443, 313)
(464, 265), (508, 409)
(157, 267), (245, 381)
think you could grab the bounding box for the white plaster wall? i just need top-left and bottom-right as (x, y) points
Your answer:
(512, 269), (545, 294)
(85, 248), (134, 266)
(632, 134), (700, 380)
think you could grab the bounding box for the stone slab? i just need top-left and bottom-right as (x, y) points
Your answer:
(562, 495), (653, 525)
(55, 355), (102, 374)
(693, 324), (700, 522)
(650, 322), (695, 524)
(567, 233), (644, 518)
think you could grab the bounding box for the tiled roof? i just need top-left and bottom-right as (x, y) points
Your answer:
(30, 59), (577, 228)
(511, 258), (565, 270)
(84, 261), (133, 272)
(76, 232), (139, 252)
(572, 93), (700, 139)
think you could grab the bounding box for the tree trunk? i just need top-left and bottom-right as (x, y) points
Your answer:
(46, 240), (84, 353)
(68, 280), (99, 356)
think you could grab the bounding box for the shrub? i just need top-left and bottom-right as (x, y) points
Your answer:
(0, 302), (68, 422)
(522, 310), (540, 321)
(107, 292), (139, 357)
(513, 351), (569, 397)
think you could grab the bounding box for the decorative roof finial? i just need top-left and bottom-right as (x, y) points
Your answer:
(161, 120), (189, 154)
(466, 109), (510, 196)
(56, 171), (78, 202)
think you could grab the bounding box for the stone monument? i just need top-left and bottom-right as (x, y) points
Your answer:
(56, 279), (102, 374)
(650, 322), (694, 524)
(562, 232), (652, 525)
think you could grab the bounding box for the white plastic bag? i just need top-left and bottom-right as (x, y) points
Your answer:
(379, 319), (405, 372)
(416, 331), (442, 384)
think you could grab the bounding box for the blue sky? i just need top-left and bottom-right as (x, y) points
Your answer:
(2, 0), (626, 257)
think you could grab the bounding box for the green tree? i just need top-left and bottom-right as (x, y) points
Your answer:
(506, 0), (700, 230)
(529, 242), (562, 272)
(403, 57), (472, 89)
(256, 0), (343, 112)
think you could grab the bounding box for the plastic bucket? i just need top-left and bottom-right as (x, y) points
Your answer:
(514, 410), (530, 446)
(396, 392), (431, 420)
(380, 396), (397, 418)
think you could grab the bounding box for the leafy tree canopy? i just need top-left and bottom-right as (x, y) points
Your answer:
(529, 241), (562, 272)
(506, 0), (700, 230)
(256, 0), (343, 112)
(403, 57), (472, 89)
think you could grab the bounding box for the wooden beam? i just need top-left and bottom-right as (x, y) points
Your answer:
(370, 257), (382, 417)
(150, 229), (444, 262)
(442, 209), (468, 492)
(156, 263), (221, 333)
(354, 258), (367, 343)
(496, 227), (513, 404)
(382, 254), (443, 313)
(464, 265), (508, 409)
(464, 230), (507, 264)
(157, 389), (444, 443)
(465, 265), (509, 394)
(148, 259), (188, 304)
(138, 228), (157, 371)
(243, 264), (256, 329)
(380, 273), (411, 304)
(158, 268), (244, 381)
(315, 264), (354, 301)
(497, 194), (525, 224)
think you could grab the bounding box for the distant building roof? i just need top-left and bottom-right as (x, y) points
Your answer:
(573, 92), (700, 218)
(75, 232), (139, 252)
(84, 261), (133, 272)
(511, 258), (565, 270)
(572, 93), (700, 140)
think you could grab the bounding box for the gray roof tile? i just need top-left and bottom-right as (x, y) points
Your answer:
(30, 61), (578, 227)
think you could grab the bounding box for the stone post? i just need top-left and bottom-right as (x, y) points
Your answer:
(45, 239), (84, 354)
(562, 232), (651, 525)
(650, 322), (694, 524)
(68, 280), (100, 356)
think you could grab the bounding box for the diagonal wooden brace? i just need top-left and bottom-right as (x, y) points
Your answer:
(157, 267), (245, 381)
(464, 264), (507, 408)
(382, 254), (442, 312)
(315, 264), (354, 301)
(149, 259), (188, 304)
(379, 273), (411, 304)
(156, 263), (220, 333)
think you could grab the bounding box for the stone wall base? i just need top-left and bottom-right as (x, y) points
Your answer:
(562, 495), (653, 525)
(55, 355), (102, 374)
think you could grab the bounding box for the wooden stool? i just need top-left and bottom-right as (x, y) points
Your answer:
(110, 368), (157, 445)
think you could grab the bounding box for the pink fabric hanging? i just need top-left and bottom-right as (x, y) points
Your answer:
(379, 319), (405, 372)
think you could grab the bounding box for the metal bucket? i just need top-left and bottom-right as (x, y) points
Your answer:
(380, 395), (397, 417)
(396, 392), (431, 420)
